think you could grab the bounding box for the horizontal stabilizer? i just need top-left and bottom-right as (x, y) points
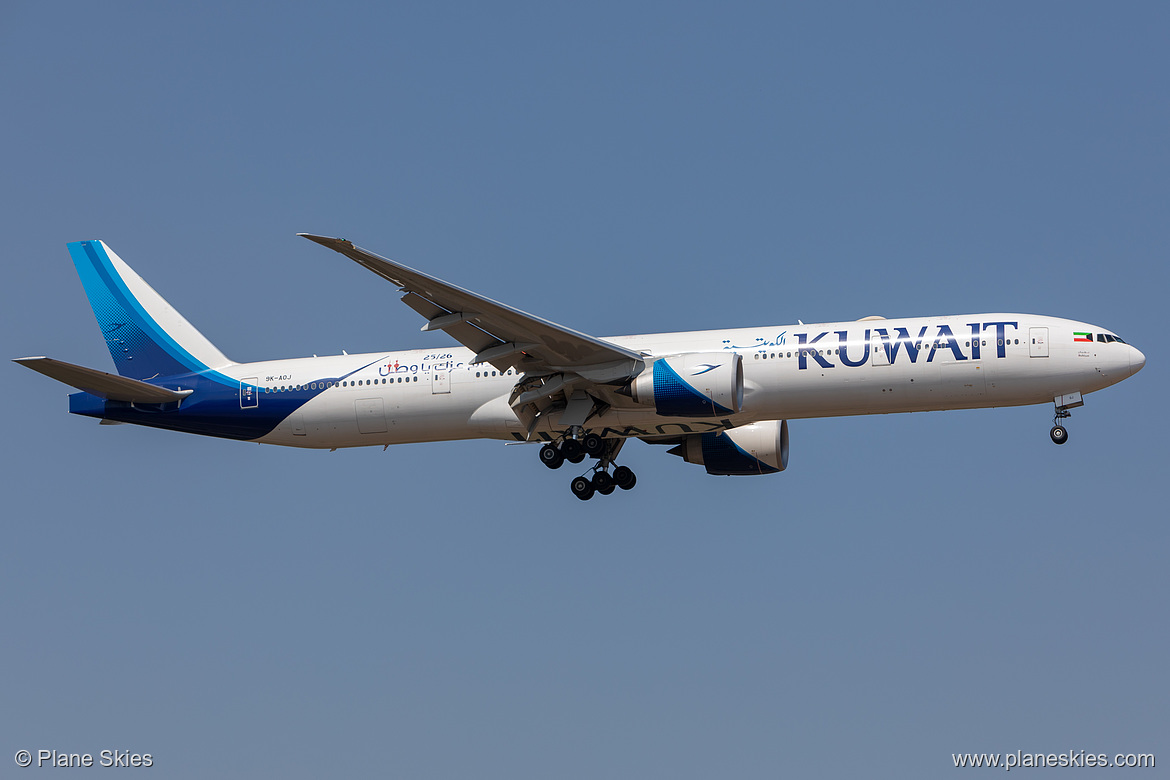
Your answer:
(14, 357), (194, 403)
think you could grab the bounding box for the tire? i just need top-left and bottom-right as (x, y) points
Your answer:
(539, 443), (564, 469)
(598, 484), (616, 495)
(592, 471), (614, 492)
(613, 465), (636, 490)
(1050, 425), (1068, 445)
(582, 433), (605, 458)
(570, 476), (594, 500)
(561, 439), (583, 460)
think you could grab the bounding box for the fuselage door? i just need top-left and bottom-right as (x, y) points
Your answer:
(1029, 327), (1049, 358)
(240, 377), (259, 408)
(432, 369), (450, 394)
(355, 397), (388, 434)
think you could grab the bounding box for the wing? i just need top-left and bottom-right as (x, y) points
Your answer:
(299, 235), (646, 433)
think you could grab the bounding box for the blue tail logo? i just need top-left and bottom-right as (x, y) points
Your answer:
(68, 240), (231, 380)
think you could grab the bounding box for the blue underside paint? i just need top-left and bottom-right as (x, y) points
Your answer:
(68, 355), (388, 441)
(69, 378), (330, 441)
(699, 432), (779, 475)
(69, 374), (332, 440)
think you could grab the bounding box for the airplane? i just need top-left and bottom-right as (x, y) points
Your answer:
(16, 237), (1146, 500)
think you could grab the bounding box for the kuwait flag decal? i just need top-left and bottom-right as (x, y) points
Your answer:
(1073, 332), (1093, 342)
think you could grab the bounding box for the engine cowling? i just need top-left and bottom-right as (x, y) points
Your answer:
(625, 352), (743, 417)
(669, 420), (789, 475)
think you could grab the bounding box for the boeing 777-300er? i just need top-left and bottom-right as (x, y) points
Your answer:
(16, 237), (1146, 500)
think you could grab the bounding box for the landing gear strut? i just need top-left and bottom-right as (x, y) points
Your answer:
(540, 433), (637, 500)
(1050, 405), (1072, 445)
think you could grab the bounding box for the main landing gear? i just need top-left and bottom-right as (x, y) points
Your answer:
(539, 429), (637, 500)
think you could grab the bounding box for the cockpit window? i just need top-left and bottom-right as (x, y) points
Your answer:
(1114, 336), (1127, 344)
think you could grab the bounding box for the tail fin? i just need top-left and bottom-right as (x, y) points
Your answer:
(68, 240), (232, 379)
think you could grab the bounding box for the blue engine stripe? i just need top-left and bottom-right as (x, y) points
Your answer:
(700, 432), (779, 475)
(653, 359), (734, 417)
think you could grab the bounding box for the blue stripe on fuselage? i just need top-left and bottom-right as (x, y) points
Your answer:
(68, 357), (389, 441)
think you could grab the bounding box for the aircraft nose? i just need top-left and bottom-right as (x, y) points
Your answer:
(1130, 345), (1146, 377)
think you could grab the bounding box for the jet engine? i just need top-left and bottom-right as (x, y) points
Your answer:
(622, 352), (743, 417)
(668, 420), (789, 475)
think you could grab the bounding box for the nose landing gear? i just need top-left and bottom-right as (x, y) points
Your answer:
(1049, 392), (1081, 445)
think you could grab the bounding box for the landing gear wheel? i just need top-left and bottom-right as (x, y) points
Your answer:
(562, 439), (585, 463)
(570, 475), (595, 500)
(612, 465), (636, 490)
(582, 433), (605, 458)
(539, 443), (565, 469)
(1050, 425), (1068, 445)
(592, 471), (614, 493)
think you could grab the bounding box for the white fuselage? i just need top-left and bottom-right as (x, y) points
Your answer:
(229, 313), (1140, 449)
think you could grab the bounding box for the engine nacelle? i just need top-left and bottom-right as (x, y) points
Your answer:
(625, 352), (743, 417)
(669, 420), (789, 475)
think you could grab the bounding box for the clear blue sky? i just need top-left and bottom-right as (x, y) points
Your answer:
(2, 3), (1166, 777)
